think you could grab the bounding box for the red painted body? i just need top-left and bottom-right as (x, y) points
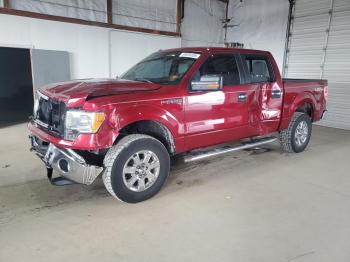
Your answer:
(28, 47), (327, 153)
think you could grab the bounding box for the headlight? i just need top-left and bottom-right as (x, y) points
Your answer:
(33, 91), (47, 118)
(64, 110), (105, 140)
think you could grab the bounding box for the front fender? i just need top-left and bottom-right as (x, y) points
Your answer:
(114, 104), (183, 138)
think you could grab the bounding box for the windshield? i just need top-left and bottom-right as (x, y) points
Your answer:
(121, 51), (200, 85)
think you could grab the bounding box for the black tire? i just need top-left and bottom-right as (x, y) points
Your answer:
(103, 134), (170, 203)
(279, 112), (312, 153)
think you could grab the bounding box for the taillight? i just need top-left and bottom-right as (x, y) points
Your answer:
(324, 85), (328, 101)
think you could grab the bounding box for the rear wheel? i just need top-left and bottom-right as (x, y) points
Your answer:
(279, 112), (312, 153)
(103, 134), (170, 203)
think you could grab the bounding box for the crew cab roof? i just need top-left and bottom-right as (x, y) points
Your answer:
(161, 47), (272, 56)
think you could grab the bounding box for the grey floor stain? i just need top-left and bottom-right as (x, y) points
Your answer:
(286, 251), (315, 261)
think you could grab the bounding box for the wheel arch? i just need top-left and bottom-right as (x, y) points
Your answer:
(290, 93), (316, 121)
(117, 120), (176, 155)
(295, 101), (313, 119)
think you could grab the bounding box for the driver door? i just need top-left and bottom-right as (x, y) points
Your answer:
(184, 53), (255, 150)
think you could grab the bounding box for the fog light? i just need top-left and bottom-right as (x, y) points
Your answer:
(58, 159), (70, 173)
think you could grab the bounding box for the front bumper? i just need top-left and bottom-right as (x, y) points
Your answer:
(28, 120), (118, 150)
(30, 136), (103, 185)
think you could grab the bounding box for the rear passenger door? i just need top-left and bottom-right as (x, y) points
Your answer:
(184, 53), (257, 150)
(241, 54), (283, 134)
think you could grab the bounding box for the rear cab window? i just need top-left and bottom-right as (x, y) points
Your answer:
(242, 54), (275, 83)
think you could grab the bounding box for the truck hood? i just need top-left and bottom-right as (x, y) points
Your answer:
(40, 78), (162, 106)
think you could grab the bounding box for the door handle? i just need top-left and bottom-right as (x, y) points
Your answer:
(271, 89), (282, 98)
(238, 93), (247, 102)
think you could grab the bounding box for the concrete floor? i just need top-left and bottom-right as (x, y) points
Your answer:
(0, 124), (350, 262)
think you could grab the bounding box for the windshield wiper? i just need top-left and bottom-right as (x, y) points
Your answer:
(134, 78), (154, 84)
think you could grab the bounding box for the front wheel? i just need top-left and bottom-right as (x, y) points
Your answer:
(103, 134), (170, 203)
(279, 112), (312, 153)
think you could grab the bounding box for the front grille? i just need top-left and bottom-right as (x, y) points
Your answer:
(35, 95), (66, 137)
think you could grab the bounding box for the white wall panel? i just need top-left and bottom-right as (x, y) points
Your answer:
(10, 0), (107, 22)
(110, 30), (181, 77)
(112, 0), (177, 32)
(0, 14), (180, 81)
(181, 0), (225, 47)
(8, 0), (178, 33)
(226, 0), (289, 72)
(0, 14), (109, 79)
(286, 0), (350, 130)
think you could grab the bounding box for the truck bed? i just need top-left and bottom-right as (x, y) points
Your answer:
(283, 78), (327, 84)
(280, 78), (328, 130)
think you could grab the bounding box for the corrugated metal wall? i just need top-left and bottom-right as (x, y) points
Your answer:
(285, 0), (350, 130)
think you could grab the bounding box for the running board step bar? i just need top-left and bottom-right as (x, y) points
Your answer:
(183, 136), (277, 163)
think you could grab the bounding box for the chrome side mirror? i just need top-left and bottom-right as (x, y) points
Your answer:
(191, 75), (223, 91)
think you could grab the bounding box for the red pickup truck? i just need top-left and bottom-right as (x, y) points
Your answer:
(29, 47), (328, 203)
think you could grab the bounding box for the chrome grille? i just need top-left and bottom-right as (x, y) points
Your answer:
(34, 93), (66, 137)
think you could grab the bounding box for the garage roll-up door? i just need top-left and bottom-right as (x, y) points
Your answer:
(285, 0), (350, 130)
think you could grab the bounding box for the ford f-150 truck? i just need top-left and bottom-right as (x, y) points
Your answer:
(29, 47), (328, 203)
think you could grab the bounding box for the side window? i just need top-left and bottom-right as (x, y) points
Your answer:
(245, 56), (273, 83)
(195, 54), (241, 86)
